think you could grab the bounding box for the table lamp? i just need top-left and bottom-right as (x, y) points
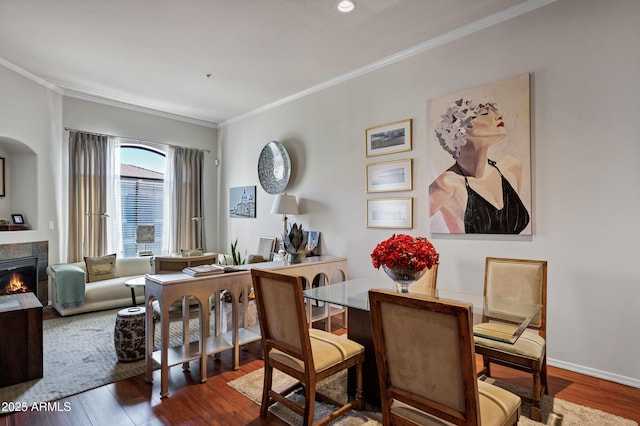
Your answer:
(271, 193), (298, 235)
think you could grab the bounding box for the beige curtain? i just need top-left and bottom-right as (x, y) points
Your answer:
(162, 146), (205, 254)
(67, 131), (115, 262)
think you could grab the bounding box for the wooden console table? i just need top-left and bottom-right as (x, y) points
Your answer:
(144, 256), (347, 398)
(0, 292), (43, 387)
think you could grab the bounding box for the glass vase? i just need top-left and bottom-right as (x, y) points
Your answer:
(382, 265), (426, 293)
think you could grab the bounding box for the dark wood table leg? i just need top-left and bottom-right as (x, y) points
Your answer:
(347, 307), (380, 407)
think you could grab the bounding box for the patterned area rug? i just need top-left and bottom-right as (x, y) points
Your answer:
(228, 368), (637, 426)
(0, 307), (205, 412)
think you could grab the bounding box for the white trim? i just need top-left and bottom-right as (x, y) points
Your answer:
(62, 89), (219, 129)
(0, 58), (63, 94)
(2, 0), (558, 129)
(548, 357), (640, 389)
(221, 0), (558, 126)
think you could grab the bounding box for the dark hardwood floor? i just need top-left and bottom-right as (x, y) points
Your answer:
(2, 314), (639, 425)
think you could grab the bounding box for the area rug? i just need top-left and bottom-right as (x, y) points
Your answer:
(0, 307), (207, 412)
(228, 369), (637, 426)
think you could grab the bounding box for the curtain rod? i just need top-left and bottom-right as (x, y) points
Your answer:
(64, 127), (211, 153)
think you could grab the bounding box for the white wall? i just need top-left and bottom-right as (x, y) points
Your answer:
(63, 98), (219, 261)
(0, 66), (220, 265)
(0, 65), (61, 261)
(218, 0), (640, 386)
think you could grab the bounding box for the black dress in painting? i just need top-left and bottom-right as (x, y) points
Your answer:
(457, 159), (529, 234)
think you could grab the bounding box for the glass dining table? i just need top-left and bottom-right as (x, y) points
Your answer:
(303, 277), (541, 407)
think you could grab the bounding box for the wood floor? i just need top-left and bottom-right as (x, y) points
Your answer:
(2, 316), (639, 425)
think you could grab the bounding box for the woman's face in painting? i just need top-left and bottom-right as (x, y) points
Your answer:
(466, 104), (507, 142)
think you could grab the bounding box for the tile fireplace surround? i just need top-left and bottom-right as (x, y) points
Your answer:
(0, 241), (48, 305)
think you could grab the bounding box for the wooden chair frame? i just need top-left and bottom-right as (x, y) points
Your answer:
(251, 269), (364, 426)
(369, 289), (520, 425)
(475, 257), (548, 421)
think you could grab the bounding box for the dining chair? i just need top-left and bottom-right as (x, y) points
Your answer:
(473, 257), (548, 421)
(400, 262), (439, 294)
(369, 288), (521, 425)
(251, 269), (365, 426)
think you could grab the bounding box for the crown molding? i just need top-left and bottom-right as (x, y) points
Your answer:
(2, 0), (557, 129)
(221, 0), (558, 126)
(61, 89), (219, 129)
(0, 58), (63, 94)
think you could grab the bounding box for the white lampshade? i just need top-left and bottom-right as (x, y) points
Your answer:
(271, 194), (299, 215)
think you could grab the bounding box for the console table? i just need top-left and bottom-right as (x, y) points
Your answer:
(144, 256), (347, 398)
(0, 292), (43, 387)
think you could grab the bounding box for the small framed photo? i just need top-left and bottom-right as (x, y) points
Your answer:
(11, 214), (24, 225)
(366, 119), (412, 157)
(229, 185), (256, 218)
(367, 198), (413, 229)
(306, 231), (321, 256)
(366, 159), (412, 193)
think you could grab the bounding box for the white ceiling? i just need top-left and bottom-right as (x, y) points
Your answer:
(0, 0), (543, 127)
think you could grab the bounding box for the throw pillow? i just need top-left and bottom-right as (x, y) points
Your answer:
(84, 253), (119, 282)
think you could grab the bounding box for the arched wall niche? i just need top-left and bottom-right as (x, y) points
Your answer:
(0, 136), (38, 231)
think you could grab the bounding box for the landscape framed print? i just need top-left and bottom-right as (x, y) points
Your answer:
(366, 198), (413, 229)
(366, 159), (412, 193)
(366, 119), (412, 157)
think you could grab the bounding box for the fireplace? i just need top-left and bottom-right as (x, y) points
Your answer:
(0, 256), (38, 297)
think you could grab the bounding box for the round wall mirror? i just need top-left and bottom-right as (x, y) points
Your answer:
(257, 141), (291, 194)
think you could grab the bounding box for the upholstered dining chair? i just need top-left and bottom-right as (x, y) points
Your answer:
(369, 288), (521, 425)
(473, 257), (548, 421)
(401, 262), (439, 294)
(251, 269), (365, 426)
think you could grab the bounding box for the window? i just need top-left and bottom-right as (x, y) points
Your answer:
(120, 146), (165, 257)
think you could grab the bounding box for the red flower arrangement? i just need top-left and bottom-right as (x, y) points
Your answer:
(371, 234), (439, 272)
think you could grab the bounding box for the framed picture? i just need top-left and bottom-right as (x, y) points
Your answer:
(306, 231), (321, 256)
(366, 119), (412, 157)
(11, 214), (24, 225)
(366, 159), (412, 193)
(367, 198), (413, 229)
(257, 236), (277, 260)
(229, 185), (256, 218)
(0, 157), (5, 197)
(427, 73), (531, 235)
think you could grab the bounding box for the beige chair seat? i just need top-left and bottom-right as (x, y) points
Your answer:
(270, 329), (363, 373)
(391, 380), (521, 426)
(252, 269), (364, 426)
(475, 257), (548, 422)
(369, 289), (521, 426)
(474, 323), (545, 360)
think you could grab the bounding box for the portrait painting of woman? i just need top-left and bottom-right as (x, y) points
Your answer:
(428, 73), (532, 235)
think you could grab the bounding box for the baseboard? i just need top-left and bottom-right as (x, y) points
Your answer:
(549, 357), (640, 388)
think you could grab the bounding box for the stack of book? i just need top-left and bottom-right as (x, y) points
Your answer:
(182, 264), (243, 277)
(182, 264), (225, 277)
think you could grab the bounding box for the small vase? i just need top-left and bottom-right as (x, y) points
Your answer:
(382, 265), (426, 293)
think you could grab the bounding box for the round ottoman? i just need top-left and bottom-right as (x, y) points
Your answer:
(114, 307), (146, 362)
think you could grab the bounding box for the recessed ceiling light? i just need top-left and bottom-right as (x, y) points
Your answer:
(337, 0), (356, 13)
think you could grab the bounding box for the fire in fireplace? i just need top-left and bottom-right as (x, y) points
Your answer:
(0, 256), (38, 297)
